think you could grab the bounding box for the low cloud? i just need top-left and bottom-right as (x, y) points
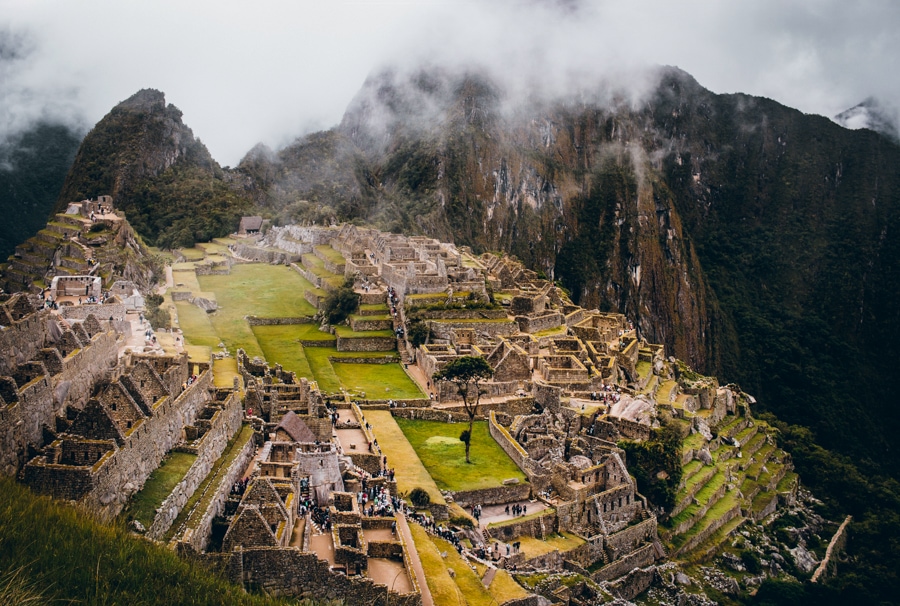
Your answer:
(1, 0), (898, 166)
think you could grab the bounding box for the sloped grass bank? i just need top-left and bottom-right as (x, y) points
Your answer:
(0, 477), (294, 605)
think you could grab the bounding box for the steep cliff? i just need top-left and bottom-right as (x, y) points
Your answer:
(56, 89), (252, 248)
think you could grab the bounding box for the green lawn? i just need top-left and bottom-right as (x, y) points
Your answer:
(396, 419), (528, 492)
(196, 264), (316, 356)
(124, 451), (197, 527)
(213, 358), (241, 389)
(302, 346), (343, 394)
(408, 523), (461, 605)
(252, 325), (314, 379)
(332, 362), (425, 399)
(175, 302), (220, 348)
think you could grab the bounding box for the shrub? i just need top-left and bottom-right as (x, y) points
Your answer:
(742, 549), (763, 574)
(408, 487), (431, 508)
(323, 279), (359, 325)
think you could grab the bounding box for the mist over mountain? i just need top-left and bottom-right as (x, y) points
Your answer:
(0, 121), (82, 259)
(834, 97), (900, 143)
(233, 65), (900, 477)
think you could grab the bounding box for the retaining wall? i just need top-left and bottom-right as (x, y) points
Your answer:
(147, 393), (243, 539)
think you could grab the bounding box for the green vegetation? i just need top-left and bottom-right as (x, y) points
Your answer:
(323, 278), (360, 325)
(432, 355), (494, 463)
(332, 362), (424, 399)
(193, 264), (316, 356)
(619, 418), (685, 510)
(396, 419), (526, 491)
(175, 301), (219, 348)
(145, 293), (170, 329)
(0, 477), (296, 605)
(407, 522), (460, 605)
(124, 451), (197, 527)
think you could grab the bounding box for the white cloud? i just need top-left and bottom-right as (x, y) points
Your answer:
(1, 0), (898, 165)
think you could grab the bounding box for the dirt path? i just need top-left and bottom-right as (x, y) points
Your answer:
(395, 515), (433, 606)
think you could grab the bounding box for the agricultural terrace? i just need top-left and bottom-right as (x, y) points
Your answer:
(396, 419), (527, 492)
(197, 264), (317, 356)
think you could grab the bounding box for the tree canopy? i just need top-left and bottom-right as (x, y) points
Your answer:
(432, 356), (493, 463)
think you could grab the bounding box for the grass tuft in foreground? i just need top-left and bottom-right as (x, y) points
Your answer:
(0, 477), (301, 605)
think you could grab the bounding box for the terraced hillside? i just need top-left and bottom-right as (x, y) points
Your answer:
(653, 375), (799, 563)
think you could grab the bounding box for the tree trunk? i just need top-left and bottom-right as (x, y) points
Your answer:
(466, 416), (474, 463)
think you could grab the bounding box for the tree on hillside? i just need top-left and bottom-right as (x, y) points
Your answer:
(432, 356), (494, 463)
(323, 278), (359, 325)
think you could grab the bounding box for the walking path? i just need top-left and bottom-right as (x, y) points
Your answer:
(395, 514), (434, 606)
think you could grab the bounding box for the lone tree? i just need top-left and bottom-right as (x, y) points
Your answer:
(322, 278), (359, 325)
(432, 356), (494, 463)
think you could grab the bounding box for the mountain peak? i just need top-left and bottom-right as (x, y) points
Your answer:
(835, 96), (899, 143)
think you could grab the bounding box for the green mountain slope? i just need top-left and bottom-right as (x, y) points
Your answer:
(56, 89), (252, 248)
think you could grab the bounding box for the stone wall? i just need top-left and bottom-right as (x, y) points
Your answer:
(0, 307), (54, 376)
(246, 316), (315, 326)
(60, 303), (127, 322)
(608, 566), (657, 601)
(336, 336), (396, 352)
(604, 518), (658, 556)
(391, 408), (470, 423)
(233, 243), (300, 265)
(516, 312), (565, 334)
(428, 320), (517, 340)
(591, 542), (658, 583)
(610, 417), (652, 441)
(489, 411), (531, 476)
(52, 330), (118, 413)
(146, 393), (243, 539)
(451, 483), (532, 508)
(176, 428), (258, 553)
(0, 367), (54, 475)
(487, 510), (558, 541)
(533, 382), (562, 414)
(219, 547), (421, 606)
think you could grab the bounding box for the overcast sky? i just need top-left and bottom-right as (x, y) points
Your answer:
(2, 0), (898, 166)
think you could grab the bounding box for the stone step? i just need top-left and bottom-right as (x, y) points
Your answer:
(686, 514), (747, 564)
(673, 464), (718, 518)
(738, 432), (767, 462)
(662, 469), (726, 539)
(672, 491), (742, 557)
(733, 422), (759, 447)
(744, 444), (776, 480)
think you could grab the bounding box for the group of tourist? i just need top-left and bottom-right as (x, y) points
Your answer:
(181, 374), (199, 391)
(407, 512), (463, 554)
(231, 477), (249, 496)
(505, 503), (528, 517)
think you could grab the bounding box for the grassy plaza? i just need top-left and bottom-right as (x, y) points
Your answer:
(396, 419), (527, 492)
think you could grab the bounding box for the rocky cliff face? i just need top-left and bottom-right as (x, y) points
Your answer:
(237, 67), (900, 467)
